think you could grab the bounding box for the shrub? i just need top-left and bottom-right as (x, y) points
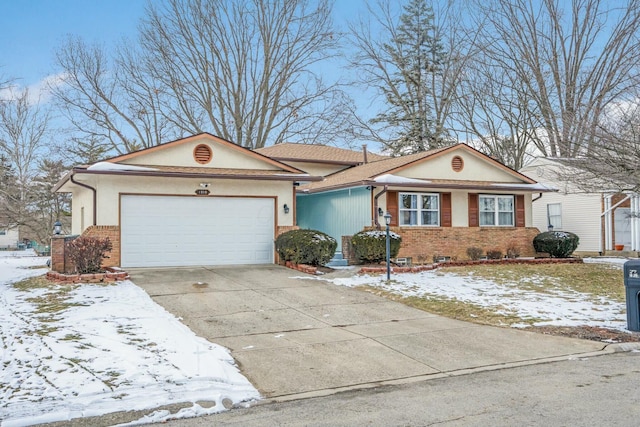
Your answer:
(66, 236), (112, 274)
(275, 229), (337, 266)
(506, 244), (521, 259)
(351, 230), (402, 264)
(466, 247), (483, 260)
(486, 249), (503, 260)
(533, 231), (579, 258)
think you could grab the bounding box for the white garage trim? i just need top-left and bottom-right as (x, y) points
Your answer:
(120, 195), (275, 267)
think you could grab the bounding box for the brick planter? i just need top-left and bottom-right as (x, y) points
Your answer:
(46, 268), (130, 284)
(357, 257), (583, 275)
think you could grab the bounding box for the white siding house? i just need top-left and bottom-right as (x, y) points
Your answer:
(0, 224), (20, 249)
(520, 157), (639, 254)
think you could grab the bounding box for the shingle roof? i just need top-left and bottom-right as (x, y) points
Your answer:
(255, 143), (388, 165)
(300, 146), (452, 192)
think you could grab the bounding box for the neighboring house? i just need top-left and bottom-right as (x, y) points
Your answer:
(264, 143), (554, 262)
(0, 222), (20, 249)
(53, 133), (320, 268)
(520, 157), (639, 254)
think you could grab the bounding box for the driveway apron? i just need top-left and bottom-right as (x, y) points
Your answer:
(129, 266), (604, 399)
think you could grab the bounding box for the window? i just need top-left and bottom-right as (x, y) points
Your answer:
(479, 195), (514, 226)
(547, 203), (562, 229)
(399, 193), (439, 226)
(0, 229), (5, 235)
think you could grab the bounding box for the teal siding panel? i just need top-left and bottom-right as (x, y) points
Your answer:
(297, 187), (371, 251)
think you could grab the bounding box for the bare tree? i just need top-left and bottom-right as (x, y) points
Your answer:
(566, 100), (640, 193)
(0, 88), (52, 241)
(51, 37), (171, 155)
(455, 51), (542, 169)
(473, 0), (640, 158)
(52, 0), (349, 152)
(348, 0), (477, 155)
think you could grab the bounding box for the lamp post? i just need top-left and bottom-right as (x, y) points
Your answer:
(53, 220), (62, 235)
(384, 211), (392, 281)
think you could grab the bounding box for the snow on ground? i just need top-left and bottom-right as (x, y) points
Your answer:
(0, 250), (259, 427)
(314, 259), (628, 331)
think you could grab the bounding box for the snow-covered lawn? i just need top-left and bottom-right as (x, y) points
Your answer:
(320, 258), (629, 331)
(0, 250), (259, 427)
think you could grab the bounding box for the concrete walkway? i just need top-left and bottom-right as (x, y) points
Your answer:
(129, 265), (604, 400)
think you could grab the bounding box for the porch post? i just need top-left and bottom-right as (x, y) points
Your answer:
(604, 195), (613, 251)
(632, 195), (640, 251)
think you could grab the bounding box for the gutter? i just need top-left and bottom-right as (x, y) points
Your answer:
(73, 168), (324, 182)
(70, 173), (97, 227)
(373, 186), (388, 230)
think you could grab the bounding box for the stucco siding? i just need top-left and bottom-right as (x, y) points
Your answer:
(69, 174), (295, 230)
(398, 151), (522, 183)
(71, 188), (94, 235)
(123, 136), (280, 170)
(374, 188), (531, 227)
(296, 187), (371, 251)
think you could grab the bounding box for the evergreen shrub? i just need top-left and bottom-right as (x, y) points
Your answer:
(533, 231), (579, 258)
(351, 230), (402, 264)
(66, 236), (113, 274)
(275, 229), (337, 266)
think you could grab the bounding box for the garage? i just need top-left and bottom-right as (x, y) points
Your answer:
(121, 195), (275, 267)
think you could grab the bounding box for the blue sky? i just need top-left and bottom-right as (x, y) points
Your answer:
(0, 0), (148, 85)
(0, 0), (368, 88)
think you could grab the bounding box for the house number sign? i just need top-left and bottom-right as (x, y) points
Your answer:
(629, 269), (639, 278)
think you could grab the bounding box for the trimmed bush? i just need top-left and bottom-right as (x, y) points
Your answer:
(486, 249), (503, 260)
(533, 231), (579, 258)
(351, 230), (402, 264)
(466, 247), (483, 260)
(66, 236), (112, 274)
(506, 244), (521, 259)
(275, 229), (337, 266)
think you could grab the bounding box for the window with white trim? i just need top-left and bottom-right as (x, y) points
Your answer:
(399, 193), (439, 226)
(479, 195), (514, 226)
(547, 203), (562, 229)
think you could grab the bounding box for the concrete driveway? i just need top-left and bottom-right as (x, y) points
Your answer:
(129, 265), (604, 400)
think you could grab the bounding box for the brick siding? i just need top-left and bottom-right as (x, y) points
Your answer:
(81, 226), (120, 267)
(348, 226), (541, 264)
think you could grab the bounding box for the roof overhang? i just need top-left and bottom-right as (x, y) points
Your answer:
(54, 166), (323, 193)
(297, 175), (558, 194)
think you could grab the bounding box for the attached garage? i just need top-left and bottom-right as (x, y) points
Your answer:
(121, 195), (275, 267)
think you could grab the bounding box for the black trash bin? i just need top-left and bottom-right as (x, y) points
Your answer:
(623, 260), (640, 331)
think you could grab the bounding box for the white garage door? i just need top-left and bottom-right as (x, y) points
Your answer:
(121, 195), (274, 267)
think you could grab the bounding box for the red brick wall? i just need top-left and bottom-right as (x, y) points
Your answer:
(50, 235), (78, 274)
(81, 226), (120, 267)
(358, 226), (540, 263)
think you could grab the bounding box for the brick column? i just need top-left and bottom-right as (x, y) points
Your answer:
(50, 235), (78, 274)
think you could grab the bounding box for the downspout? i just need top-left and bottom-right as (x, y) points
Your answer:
(373, 185), (388, 229)
(70, 172), (97, 227)
(532, 193), (543, 202)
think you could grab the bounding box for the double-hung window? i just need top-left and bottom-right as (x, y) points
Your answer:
(399, 193), (439, 226)
(547, 203), (562, 229)
(479, 195), (514, 226)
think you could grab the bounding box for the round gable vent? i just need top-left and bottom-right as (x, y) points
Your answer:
(451, 155), (464, 172)
(193, 144), (213, 164)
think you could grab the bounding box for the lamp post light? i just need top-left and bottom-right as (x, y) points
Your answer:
(53, 220), (62, 235)
(384, 211), (392, 281)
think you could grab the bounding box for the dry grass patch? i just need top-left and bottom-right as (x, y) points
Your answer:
(437, 263), (625, 302)
(354, 262), (632, 341)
